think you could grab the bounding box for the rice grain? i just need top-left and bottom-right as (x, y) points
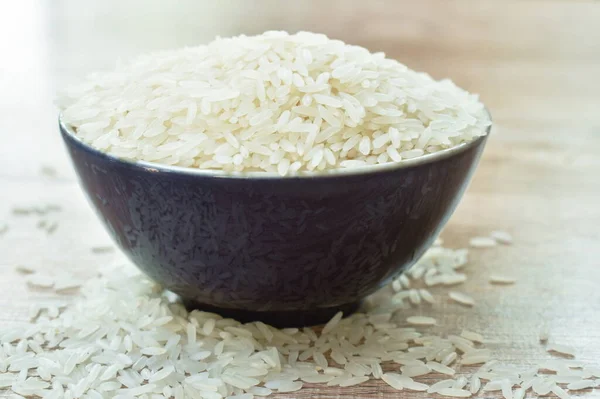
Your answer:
(489, 275), (517, 285)
(406, 316), (436, 326)
(449, 292), (475, 306)
(437, 387), (473, 397)
(469, 237), (496, 248)
(59, 32), (490, 176)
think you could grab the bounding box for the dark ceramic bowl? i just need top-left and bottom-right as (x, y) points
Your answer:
(60, 117), (490, 326)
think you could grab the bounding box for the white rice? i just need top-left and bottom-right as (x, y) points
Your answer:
(270, 380), (303, 392)
(501, 379), (513, 399)
(436, 387), (473, 397)
(338, 376), (369, 387)
(321, 311), (343, 335)
(409, 289), (421, 305)
(248, 386), (272, 396)
(428, 379), (456, 393)
(382, 373), (405, 390)
(371, 362), (383, 379)
(442, 352), (459, 366)
(402, 378), (429, 391)
(442, 273), (468, 286)
(399, 274), (411, 289)
(400, 364), (431, 377)
(469, 375), (481, 394)
(4, 222), (600, 399)
(461, 355), (491, 365)
(552, 384), (571, 399)
(461, 330), (485, 343)
(427, 361), (456, 376)
(301, 374), (335, 384)
(567, 380), (595, 390)
(468, 237), (497, 248)
(585, 366), (600, 378)
(532, 377), (554, 395)
(489, 275), (517, 285)
(54, 276), (83, 292)
(91, 246), (115, 254)
(59, 31), (490, 176)
(25, 274), (55, 288)
(419, 289), (436, 304)
(513, 387), (525, 399)
(453, 376), (469, 389)
(40, 165), (58, 177)
(490, 230), (513, 245)
(406, 316), (436, 326)
(448, 291), (475, 306)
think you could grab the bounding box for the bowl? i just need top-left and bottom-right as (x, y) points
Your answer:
(60, 117), (489, 326)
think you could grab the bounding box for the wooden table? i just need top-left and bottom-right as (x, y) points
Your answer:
(1, 1), (599, 398)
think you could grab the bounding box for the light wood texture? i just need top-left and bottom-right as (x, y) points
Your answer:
(1, 1), (600, 398)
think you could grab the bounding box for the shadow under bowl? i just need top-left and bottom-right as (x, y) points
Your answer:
(60, 118), (489, 327)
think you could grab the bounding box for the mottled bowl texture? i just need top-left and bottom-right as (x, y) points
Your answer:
(60, 118), (489, 326)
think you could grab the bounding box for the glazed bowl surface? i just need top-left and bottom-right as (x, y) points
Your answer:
(60, 117), (489, 326)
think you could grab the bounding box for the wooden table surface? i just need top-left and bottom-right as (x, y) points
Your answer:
(1, 1), (600, 398)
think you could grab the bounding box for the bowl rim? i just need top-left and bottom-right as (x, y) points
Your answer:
(59, 113), (491, 180)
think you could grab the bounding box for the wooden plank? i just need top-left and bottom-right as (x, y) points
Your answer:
(1, 0), (599, 398)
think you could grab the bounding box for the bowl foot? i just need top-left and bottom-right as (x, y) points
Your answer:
(182, 299), (362, 328)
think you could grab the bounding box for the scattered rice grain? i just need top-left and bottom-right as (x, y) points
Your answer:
(449, 292), (475, 306)
(469, 237), (496, 248)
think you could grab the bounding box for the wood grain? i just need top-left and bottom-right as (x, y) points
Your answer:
(1, 0), (599, 398)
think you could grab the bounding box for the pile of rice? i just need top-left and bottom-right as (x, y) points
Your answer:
(2, 229), (599, 399)
(59, 31), (491, 175)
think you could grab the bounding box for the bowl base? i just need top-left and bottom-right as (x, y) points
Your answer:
(182, 299), (362, 328)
